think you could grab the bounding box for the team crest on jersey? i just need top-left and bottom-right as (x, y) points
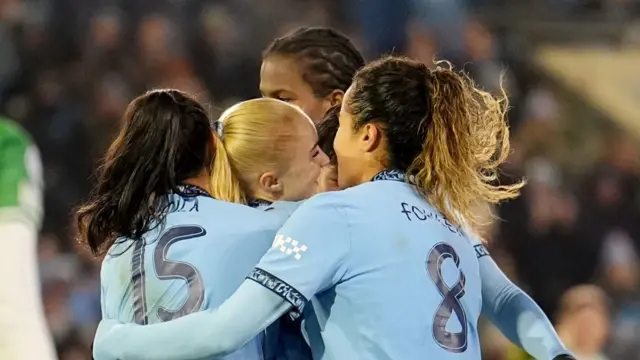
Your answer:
(272, 234), (307, 260)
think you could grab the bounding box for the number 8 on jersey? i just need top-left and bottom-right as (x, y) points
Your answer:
(427, 242), (468, 353)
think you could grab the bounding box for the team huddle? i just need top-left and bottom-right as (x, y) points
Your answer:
(77, 27), (577, 360)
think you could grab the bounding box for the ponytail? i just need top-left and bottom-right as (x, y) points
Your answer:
(210, 132), (248, 204)
(349, 56), (524, 237)
(409, 62), (524, 232)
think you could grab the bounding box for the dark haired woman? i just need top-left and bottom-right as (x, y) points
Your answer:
(78, 90), (327, 360)
(260, 27), (365, 123)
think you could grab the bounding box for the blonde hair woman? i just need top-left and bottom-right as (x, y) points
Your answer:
(211, 97), (328, 205)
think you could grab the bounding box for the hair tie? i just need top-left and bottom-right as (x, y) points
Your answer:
(214, 120), (223, 137)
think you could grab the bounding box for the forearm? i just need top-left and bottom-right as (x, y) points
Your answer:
(479, 254), (571, 359)
(94, 280), (292, 360)
(0, 221), (57, 360)
(485, 287), (569, 359)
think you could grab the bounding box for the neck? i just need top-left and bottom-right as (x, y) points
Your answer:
(251, 189), (278, 203)
(183, 174), (211, 194)
(359, 162), (387, 184)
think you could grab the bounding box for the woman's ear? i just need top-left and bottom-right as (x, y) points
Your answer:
(258, 171), (283, 195)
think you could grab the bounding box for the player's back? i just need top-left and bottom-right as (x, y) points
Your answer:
(309, 175), (483, 360)
(101, 191), (288, 360)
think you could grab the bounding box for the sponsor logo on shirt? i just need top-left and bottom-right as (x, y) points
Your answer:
(272, 234), (308, 260)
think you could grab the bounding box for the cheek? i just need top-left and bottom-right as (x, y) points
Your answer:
(296, 161), (322, 197)
(333, 129), (345, 158)
(333, 128), (353, 165)
(297, 98), (326, 123)
(290, 158), (321, 187)
(333, 130), (359, 189)
(307, 159), (322, 180)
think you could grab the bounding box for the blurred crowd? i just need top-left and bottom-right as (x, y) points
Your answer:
(2, 0), (640, 359)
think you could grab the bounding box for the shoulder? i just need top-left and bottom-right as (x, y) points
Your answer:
(193, 196), (262, 218)
(275, 193), (353, 261)
(265, 200), (302, 215)
(0, 118), (39, 171)
(262, 200), (303, 224)
(298, 183), (384, 213)
(189, 196), (285, 234)
(104, 237), (137, 260)
(0, 119), (34, 152)
(293, 184), (387, 216)
(280, 192), (354, 232)
(295, 191), (351, 215)
(101, 238), (137, 287)
(463, 230), (490, 259)
(0, 120), (42, 223)
(0, 118), (30, 141)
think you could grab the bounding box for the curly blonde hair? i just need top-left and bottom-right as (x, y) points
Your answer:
(348, 57), (524, 236)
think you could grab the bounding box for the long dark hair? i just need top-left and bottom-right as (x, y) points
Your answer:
(317, 105), (340, 163)
(76, 89), (213, 255)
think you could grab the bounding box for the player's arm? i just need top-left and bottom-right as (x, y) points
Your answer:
(474, 242), (575, 359)
(94, 280), (291, 360)
(93, 195), (350, 360)
(0, 124), (56, 360)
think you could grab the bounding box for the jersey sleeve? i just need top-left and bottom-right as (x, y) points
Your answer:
(93, 280), (292, 360)
(247, 194), (351, 315)
(0, 123), (43, 227)
(470, 236), (573, 359)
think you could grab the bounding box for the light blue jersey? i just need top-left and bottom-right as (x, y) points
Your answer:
(100, 187), (298, 360)
(252, 170), (482, 359)
(93, 175), (573, 360)
(259, 200), (314, 360)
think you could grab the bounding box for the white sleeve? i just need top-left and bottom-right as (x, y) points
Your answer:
(94, 279), (292, 360)
(0, 221), (57, 360)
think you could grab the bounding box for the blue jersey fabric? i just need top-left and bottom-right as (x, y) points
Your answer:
(252, 171), (483, 360)
(472, 238), (571, 359)
(260, 201), (314, 360)
(99, 188), (304, 360)
(93, 175), (572, 360)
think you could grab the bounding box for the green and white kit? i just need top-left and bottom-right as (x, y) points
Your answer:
(0, 117), (43, 227)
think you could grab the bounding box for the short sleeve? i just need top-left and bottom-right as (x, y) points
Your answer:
(248, 193), (350, 314)
(464, 229), (490, 260)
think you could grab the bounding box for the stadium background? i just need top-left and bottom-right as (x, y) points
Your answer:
(2, 0), (640, 358)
